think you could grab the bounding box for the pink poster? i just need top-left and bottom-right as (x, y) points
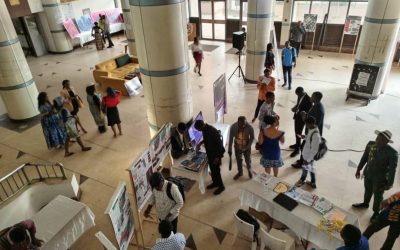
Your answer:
(91, 8), (122, 24)
(63, 19), (80, 39)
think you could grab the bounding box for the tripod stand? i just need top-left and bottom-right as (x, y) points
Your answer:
(228, 49), (245, 82)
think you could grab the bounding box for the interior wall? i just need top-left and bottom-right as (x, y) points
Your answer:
(69, 0), (117, 19)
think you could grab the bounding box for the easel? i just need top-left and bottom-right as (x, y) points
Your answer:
(339, 27), (360, 56)
(271, 28), (282, 82)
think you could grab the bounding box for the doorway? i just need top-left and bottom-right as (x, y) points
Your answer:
(200, 0), (226, 41)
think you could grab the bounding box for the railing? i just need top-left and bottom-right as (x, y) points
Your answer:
(0, 162), (66, 204)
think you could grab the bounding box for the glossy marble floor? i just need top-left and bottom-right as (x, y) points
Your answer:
(1, 35), (400, 249)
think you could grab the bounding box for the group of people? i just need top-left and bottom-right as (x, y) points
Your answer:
(91, 14), (114, 50)
(38, 81), (123, 156)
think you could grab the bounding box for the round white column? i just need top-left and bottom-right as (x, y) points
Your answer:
(0, 1), (39, 120)
(121, 0), (137, 56)
(245, 0), (274, 84)
(41, 0), (73, 53)
(280, 0), (293, 46)
(353, 0), (400, 98)
(130, 0), (193, 137)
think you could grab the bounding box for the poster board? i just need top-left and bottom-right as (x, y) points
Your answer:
(348, 64), (380, 95)
(344, 16), (362, 35)
(303, 14), (318, 32)
(76, 15), (93, 32)
(149, 123), (172, 171)
(63, 19), (80, 39)
(61, 3), (74, 20)
(105, 182), (135, 250)
(129, 150), (153, 211)
(213, 74), (227, 123)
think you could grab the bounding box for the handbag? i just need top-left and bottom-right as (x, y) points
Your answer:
(76, 95), (84, 109)
(255, 142), (261, 151)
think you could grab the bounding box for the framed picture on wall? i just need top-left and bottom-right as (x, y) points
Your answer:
(82, 8), (91, 16)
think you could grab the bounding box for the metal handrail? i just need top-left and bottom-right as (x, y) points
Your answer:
(0, 162), (67, 205)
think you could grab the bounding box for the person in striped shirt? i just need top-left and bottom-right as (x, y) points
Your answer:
(363, 192), (400, 250)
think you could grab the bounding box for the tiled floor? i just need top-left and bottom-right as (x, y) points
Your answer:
(1, 34), (400, 249)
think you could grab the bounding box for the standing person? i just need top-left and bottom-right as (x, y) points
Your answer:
(253, 92), (276, 129)
(363, 191), (400, 250)
(292, 91), (325, 168)
(170, 122), (190, 159)
(60, 79), (87, 134)
(102, 87), (122, 138)
(194, 120), (226, 195)
(91, 22), (104, 50)
(337, 224), (369, 250)
(290, 87), (312, 157)
(0, 220), (43, 250)
(290, 21), (306, 56)
(228, 116), (255, 180)
(295, 117), (321, 188)
(352, 130), (398, 221)
(281, 41), (297, 90)
(53, 97), (91, 157)
(152, 220), (186, 250)
(252, 70), (276, 124)
(258, 116), (285, 177)
(98, 14), (106, 43)
(190, 37), (204, 76)
(38, 92), (66, 150)
(86, 84), (106, 133)
(144, 173), (184, 234)
(102, 15), (114, 48)
(264, 43), (275, 71)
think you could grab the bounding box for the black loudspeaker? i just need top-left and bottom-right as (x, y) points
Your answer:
(232, 31), (245, 51)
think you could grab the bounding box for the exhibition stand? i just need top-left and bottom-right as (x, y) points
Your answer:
(240, 172), (360, 249)
(32, 195), (95, 250)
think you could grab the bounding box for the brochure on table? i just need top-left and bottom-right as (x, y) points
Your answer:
(129, 150), (153, 211)
(105, 182), (135, 250)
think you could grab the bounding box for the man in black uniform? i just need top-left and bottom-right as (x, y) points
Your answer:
(194, 120), (226, 195)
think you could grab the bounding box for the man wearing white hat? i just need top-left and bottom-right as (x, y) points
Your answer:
(352, 130), (398, 222)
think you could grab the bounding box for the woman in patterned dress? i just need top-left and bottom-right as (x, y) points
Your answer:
(91, 22), (104, 50)
(38, 92), (66, 150)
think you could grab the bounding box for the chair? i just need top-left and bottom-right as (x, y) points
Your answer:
(260, 228), (296, 250)
(233, 213), (258, 250)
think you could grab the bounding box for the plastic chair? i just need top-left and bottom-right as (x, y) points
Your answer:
(232, 213), (257, 250)
(260, 228), (296, 250)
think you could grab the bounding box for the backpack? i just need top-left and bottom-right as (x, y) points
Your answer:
(166, 177), (185, 202)
(310, 131), (328, 161)
(236, 209), (260, 240)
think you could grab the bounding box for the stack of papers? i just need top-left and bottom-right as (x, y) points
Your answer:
(285, 187), (306, 201)
(180, 152), (208, 172)
(298, 192), (319, 207)
(313, 197), (333, 215)
(254, 172), (273, 186)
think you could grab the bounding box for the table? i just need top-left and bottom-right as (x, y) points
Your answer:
(171, 123), (231, 194)
(239, 174), (359, 250)
(32, 195), (95, 250)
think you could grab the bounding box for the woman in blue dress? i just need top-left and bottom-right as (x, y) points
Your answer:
(258, 115), (285, 177)
(38, 92), (66, 149)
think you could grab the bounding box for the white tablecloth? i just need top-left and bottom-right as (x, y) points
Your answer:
(31, 195), (95, 250)
(171, 123), (231, 194)
(239, 176), (359, 250)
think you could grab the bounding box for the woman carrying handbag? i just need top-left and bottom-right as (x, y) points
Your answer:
(60, 79), (87, 133)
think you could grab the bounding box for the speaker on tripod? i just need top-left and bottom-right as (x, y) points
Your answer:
(229, 31), (245, 82)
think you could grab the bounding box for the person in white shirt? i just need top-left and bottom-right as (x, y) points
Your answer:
(190, 37), (204, 76)
(295, 116), (321, 188)
(144, 173), (184, 233)
(255, 92), (277, 129)
(152, 220), (186, 250)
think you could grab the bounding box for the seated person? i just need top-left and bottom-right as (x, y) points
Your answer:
(0, 219), (43, 250)
(152, 220), (186, 250)
(170, 122), (190, 159)
(337, 224), (369, 250)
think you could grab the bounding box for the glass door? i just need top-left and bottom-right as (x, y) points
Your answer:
(200, 0), (226, 41)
